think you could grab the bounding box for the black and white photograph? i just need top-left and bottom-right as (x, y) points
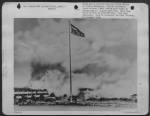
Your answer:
(14, 18), (137, 111)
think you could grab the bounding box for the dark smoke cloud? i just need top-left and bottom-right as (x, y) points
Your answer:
(73, 63), (116, 77)
(31, 61), (66, 80)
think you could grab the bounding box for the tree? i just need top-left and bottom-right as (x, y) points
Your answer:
(64, 94), (67, 98)
(50, 92), (55, 97)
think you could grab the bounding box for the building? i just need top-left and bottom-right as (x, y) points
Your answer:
(14, 87), (49, 105)
(14, 87), (48, 95)
(130, 94), (137, 102)
(77, 88), (94, 101)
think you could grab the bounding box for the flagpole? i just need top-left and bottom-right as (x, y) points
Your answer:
(69, 20), (72, 103)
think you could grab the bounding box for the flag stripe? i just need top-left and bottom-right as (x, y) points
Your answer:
(71, 24), (85, 37)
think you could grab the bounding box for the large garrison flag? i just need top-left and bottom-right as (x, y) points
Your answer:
(70, 24), (85, 37)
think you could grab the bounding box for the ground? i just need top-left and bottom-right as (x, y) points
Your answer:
(14, 101), (137, 111)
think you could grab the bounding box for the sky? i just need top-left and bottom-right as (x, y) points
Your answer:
(14, 18), (137, 97)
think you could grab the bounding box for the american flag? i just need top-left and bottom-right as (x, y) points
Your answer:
(70, 24), (85, 37)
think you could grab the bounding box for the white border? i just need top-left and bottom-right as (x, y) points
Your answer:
(2, 2), (149, 115)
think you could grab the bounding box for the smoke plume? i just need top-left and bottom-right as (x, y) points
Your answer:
(14, 18), (137, 97)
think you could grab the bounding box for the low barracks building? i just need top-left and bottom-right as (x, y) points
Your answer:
(14, 88), (49, 104)
(14, 88), (48, 95)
